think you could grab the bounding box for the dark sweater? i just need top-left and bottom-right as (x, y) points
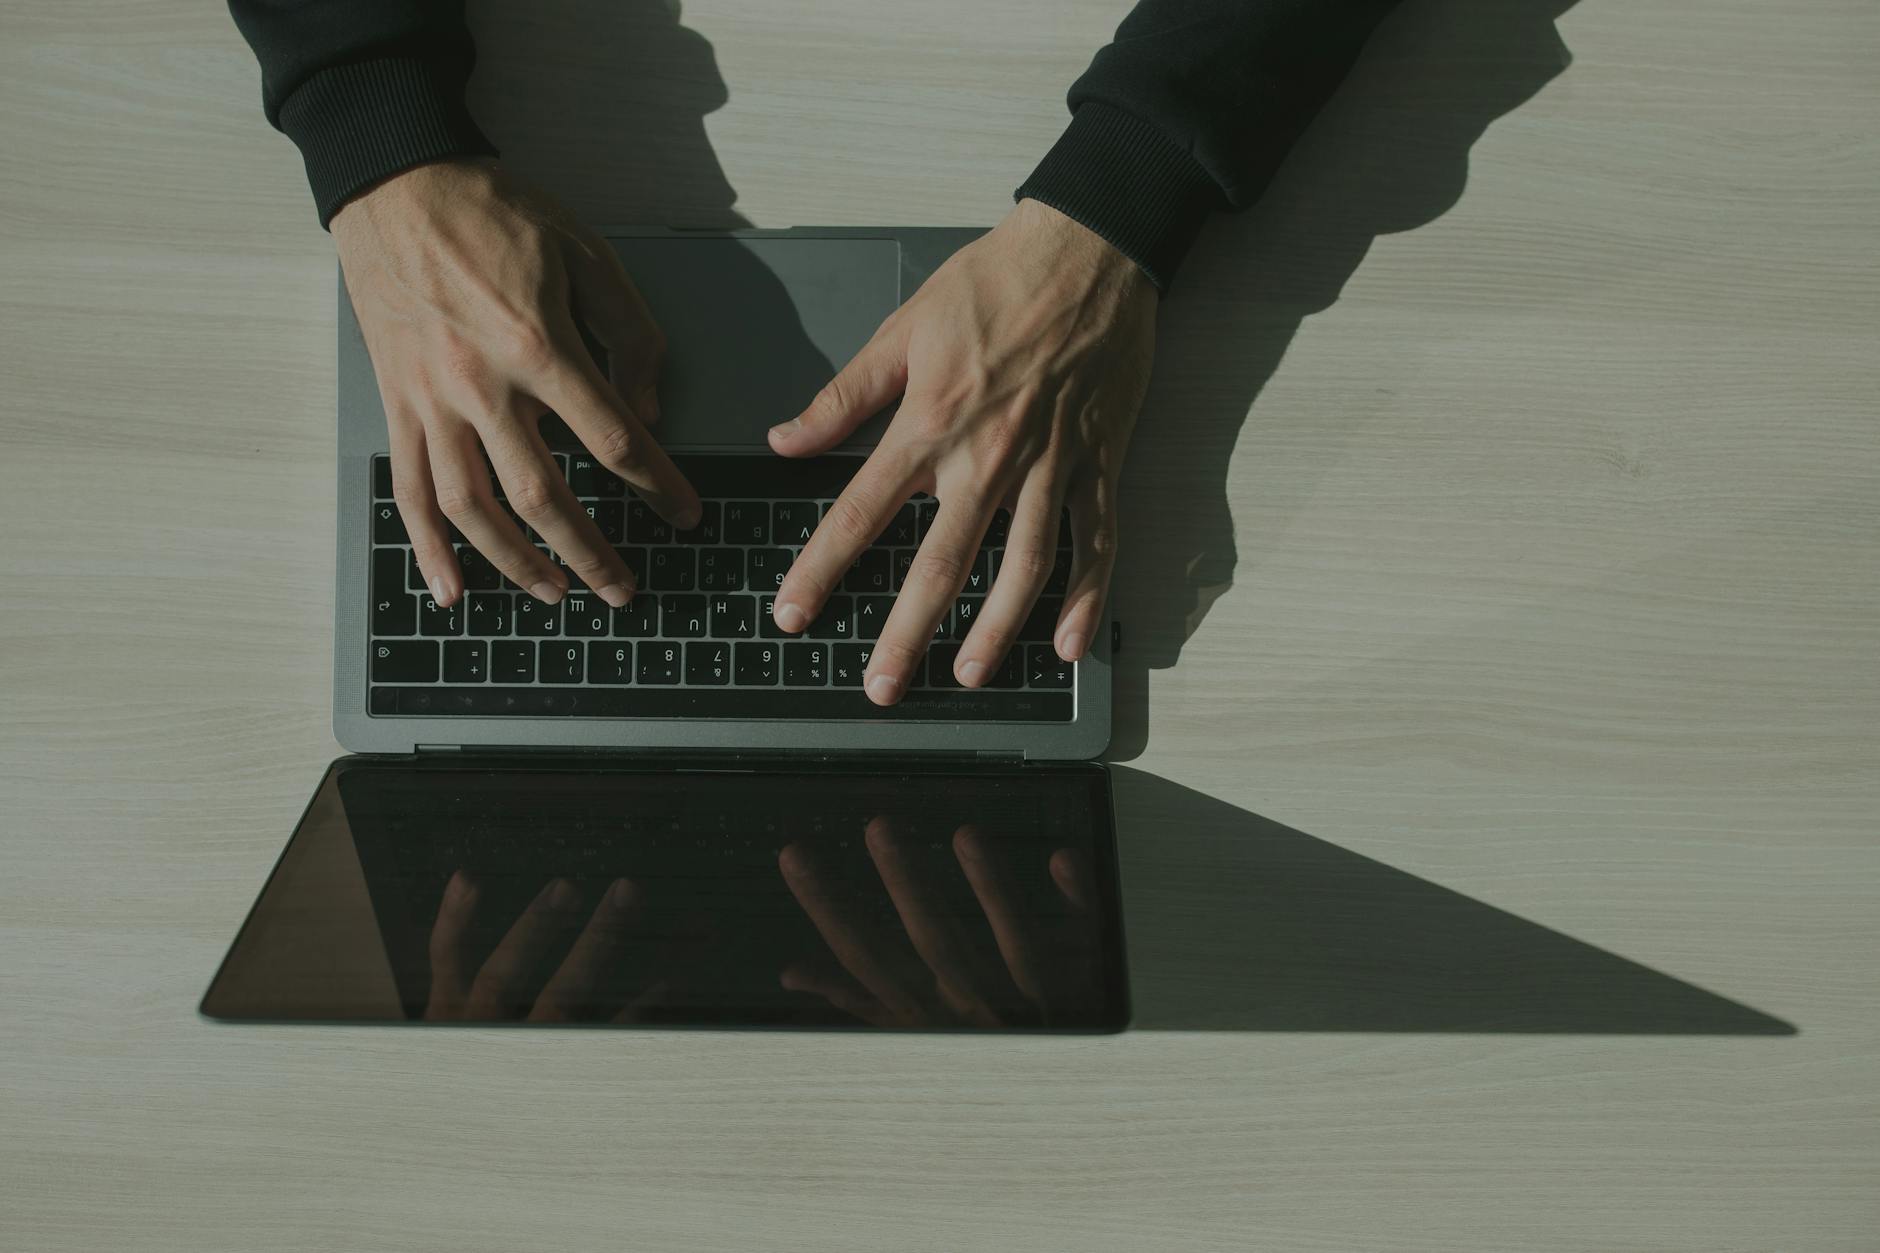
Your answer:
(229, 0), (1401, 289)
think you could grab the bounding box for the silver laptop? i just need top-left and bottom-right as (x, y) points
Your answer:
(199, 227), (1128, 1032)
(336, 226), (1111, 759)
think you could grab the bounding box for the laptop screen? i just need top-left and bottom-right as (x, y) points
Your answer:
(202, 756), (1128, 1032)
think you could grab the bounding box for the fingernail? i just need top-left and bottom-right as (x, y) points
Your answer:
(958, 659), (988, 687)
(865, 673), (904, 705)
(429, 575), (451, 606)
(773, 601), (807, 633)
(598, 582), (634, 608)
(606, 878), (633, 908)
(548, 879), (578, 909)
(530, 579), (565, 604)
(1059, 631), (1087, 661)
(769, 418), (801, 438)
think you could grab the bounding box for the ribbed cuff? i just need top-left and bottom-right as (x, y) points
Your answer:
(1014, 102), (1223, 291)
(277, 56), (498, 229)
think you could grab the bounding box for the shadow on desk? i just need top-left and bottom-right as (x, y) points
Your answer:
(1112, 767), (1795, 1034)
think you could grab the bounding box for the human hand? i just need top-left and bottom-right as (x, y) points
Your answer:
(334, 159), (700, 612)
(422, 870), (650, 1022)
(777, 817), (1100, 1028)
(767, 199), (1157, 705)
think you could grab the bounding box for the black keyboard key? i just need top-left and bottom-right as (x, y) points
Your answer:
(915, 501), (939, 539)
(1058, 509), (1073, 548)
(747, 548), (792, 590)
(783, 642), (828, 686)
(843, 549), (890, 593)
(988, 649), (1024, 689)
(492, 640), (535, 683)
(662, 593), (709, 638)
(373, 590), (416, 636)
(406, 549), (427, 591)
(773, 501), (818, 546)
(984, 508), (1011, 546)
(648, 548), (695, 591)
(951, 595), (984, 637)
(588, 641), (633, 684)
(711, 594), (757, 638)
(854, 596), (892, 640)
(696, 547), (744, 591)
(724, 502), (768, 545)
(563, 594), (612, 637)
(891, 549), (915, 589)
(467, 592), (511, 636)
(443, 639), (487, 683)
(626, 499), (674, 544)
(807, 595), (852, 639)
(637, 641), (682, 685)
(613, 546), (649, 582)
(926, 642), (962, 689)
(613, 594), (659, 637)
(1020, 596), (1062, 642)
(960, 551), (991, 595)
(758, 594), (790, 639)
(685, 641), (732, 685)
(568, 456), (624, 497)
(516, 594), (561, 636)
(832, 644), (870, 687)
(582, 499), (626, 543)
(735, 642), (779, 686)
(372, 456), (393, 499)
(372, 502), (407, 544)
(539, 641), (584, 684)
(676, 501), (721, 544)
(881, 504), (917, 548)
(457, 546), (501, 590)
(1026, 644), (1073, 688)
(1044, 549), (1071, 594)
(371, 640), (438, 683)
(372, 546), (406, 596)
(418, 596), (461, 636)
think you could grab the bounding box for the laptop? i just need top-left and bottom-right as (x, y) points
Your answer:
(201, 226), (1129, 1032)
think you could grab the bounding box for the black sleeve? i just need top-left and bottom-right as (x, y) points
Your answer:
(1016, 0), (1405, 289)
(227, 0), (497, 228)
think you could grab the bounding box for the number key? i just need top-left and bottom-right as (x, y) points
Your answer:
(539, 641), (583, 684)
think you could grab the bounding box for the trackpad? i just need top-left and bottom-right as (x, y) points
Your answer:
(608, 235), (901, 448)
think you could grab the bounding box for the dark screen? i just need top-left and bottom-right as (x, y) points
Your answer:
(202, 757), (1127, 1032)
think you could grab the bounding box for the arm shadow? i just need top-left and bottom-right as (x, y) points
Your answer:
(1107, 0), (1581, 760)
(1112, 766), (1796, 1034)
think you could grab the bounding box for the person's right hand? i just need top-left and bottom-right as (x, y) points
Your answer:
(333, 159), (700, 610)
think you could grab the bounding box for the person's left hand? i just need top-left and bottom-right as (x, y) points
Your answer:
(766, 199), (1157, 705)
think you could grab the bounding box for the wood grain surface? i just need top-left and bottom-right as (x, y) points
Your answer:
(2, 0), (1875, 1248)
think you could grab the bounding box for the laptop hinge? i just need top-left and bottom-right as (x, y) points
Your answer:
(412, 744), (1027, 763)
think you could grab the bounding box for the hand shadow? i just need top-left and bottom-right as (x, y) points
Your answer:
(1111, 766), (1796, 1033)
(1107, 0), (1581, 759)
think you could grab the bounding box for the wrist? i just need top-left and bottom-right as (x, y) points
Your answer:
(1008, 198), (1155, 298)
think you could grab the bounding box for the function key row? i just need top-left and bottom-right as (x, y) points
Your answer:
(370, 639), (1072, 690)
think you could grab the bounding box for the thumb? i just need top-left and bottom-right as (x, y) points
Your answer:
(768, 321), (908, 457)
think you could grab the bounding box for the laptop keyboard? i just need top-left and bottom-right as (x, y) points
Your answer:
(366, 453), (1076, 721)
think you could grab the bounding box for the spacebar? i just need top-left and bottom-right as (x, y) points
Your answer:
(370, 686), (1073, 722)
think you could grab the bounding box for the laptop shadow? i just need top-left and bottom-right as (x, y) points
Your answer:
(1106, 0), (1582, 759)
(1112, 767), (1795, 1034)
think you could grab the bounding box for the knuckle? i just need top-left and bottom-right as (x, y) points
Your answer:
(1003, 545), (1055, 582)
(500, 320), (556, 372)
(910, 546), (967, 587)
(823, 496), (881, 547)
(436, 335), (485, 387)
(590, 422), (640, 468)
(810, 376), (853, 427)
(506, 475), (561, 520)
(432, 482), (486, 520)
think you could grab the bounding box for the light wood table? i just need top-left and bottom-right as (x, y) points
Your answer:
(3, 0), (1876, 1247)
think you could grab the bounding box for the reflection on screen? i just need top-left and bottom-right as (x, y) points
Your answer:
(202, 760), (1127, 1032)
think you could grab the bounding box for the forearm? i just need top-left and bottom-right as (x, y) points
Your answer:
(227, 0), (496, 227)
(1017, 0), (1406, 289)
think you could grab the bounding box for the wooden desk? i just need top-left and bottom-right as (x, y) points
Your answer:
(3, 0), (1875, 1247)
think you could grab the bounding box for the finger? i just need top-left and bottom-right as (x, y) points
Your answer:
(954, 825), (1048, 1005)
(954, 464), (1067, 687)
(1049, 848), (1096, 914)
(863, 491), (992, 706)
(1056, 471), (1119, 662)
(529, 877), (639, 1023)
(428, 420), (568, 604)
(561, 229), (665, 426)
(534, 312), (700, 529)
(864, 817), (1002, 1027)
(777, 841), (923, 1021)
(610, 978), (673, 1024)
(480, 408), (636, 607)
(767, 319), (908, 458)
(423, 869), (479, 1019)
(388, 414), (464, 608)
(779, 960), (894, 1028)
(464, 877), (581, 1019)
(772, 445), (918, 632)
